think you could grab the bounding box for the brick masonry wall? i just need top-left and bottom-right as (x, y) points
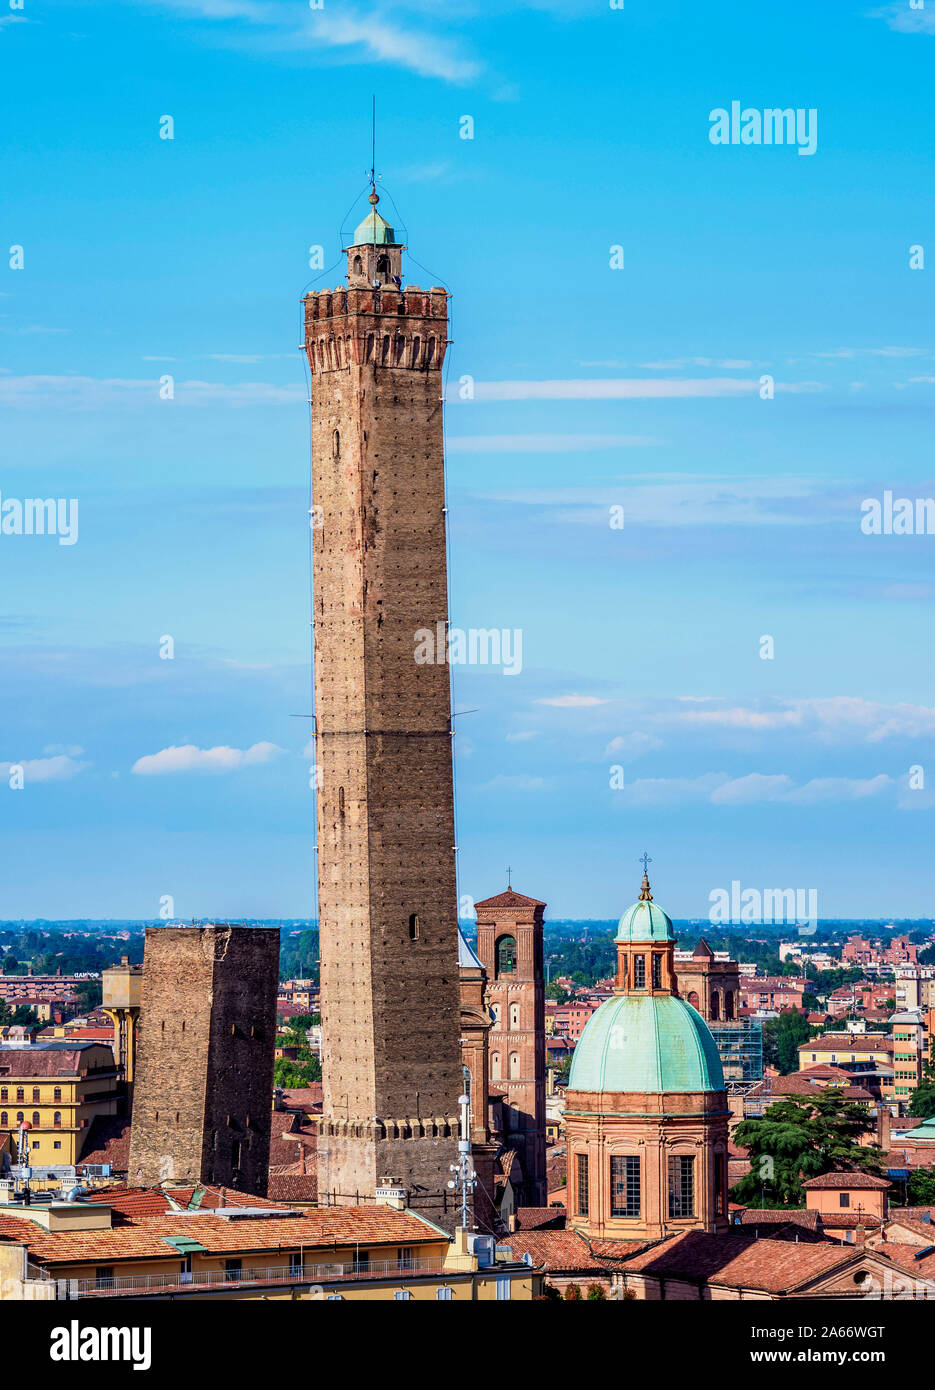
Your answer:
(307, 270), (462, 1226)
(477, 901), (547, 1206)
(128, 926), (278, 1195)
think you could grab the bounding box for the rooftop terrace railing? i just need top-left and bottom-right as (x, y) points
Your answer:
(55, 1256), (460, 1298)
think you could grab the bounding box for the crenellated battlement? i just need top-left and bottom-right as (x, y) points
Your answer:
(304, 284), (449, 374)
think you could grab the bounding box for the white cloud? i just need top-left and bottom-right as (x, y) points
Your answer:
(0, 375), (304, 409)
(604, 732), (663, 761)
(133, 0), (481, 82)
(870, 4), (935, 34)
(478, 773), (546, 791)
(131, 741), (284, 775)
(638, 357), (754, 370)
(0, 755), (88, 782)
(808, 345), (930, 359)
(506, 730), (538, 742)
(446, 433), (659, 453)
(453, 378), (825, 402)
(667, 696), (935, 743)
(536, 694), (608, 708)
(481, 474), (827, 527)
(623, 770), (896, 807)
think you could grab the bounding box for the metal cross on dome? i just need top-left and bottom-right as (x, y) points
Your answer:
(639, 852), (652, 875)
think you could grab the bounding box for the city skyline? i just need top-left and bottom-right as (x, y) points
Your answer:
(3, 1), (935, 918)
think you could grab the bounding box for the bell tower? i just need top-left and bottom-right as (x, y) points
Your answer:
(305, 189), (463, 1229)
(475, 887), (547, 1207)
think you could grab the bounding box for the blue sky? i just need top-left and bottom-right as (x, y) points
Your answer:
(2, 0), (935, 920)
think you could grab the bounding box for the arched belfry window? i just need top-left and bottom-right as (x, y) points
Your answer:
(376, 254), (390, 278)
(496, 935), (517, 976)
(353, 254), (362, 276)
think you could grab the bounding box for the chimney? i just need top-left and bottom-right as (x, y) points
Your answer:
(877, 1104), (891, 1150)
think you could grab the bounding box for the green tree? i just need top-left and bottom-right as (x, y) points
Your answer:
(274, 1055), (322, 1088)
(546, 982), (570, 1004)
(906, 1167), (935, 1205)
(586, 1283), (607, 1300)
(732, 1089), (885, 1208)
(761, 1011), (813, 1075)
(285, 1013), (316, 1034)
(563, 1283), (582, 1301)
(75, 981), (103, 1013)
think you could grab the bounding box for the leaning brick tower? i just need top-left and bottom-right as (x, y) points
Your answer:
(304, 191), (463, 1227)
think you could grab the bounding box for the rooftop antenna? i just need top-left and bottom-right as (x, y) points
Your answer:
(506, 866), (512, 890)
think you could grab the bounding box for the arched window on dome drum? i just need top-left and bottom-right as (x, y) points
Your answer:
(496, 935), (516, 976)
(710, 990), (720, 1021)
(491, 1052), (501, 1080)
(633, 954), (646, 989)
(724, 990), (734, 1021)
(652, 954), (662, 989)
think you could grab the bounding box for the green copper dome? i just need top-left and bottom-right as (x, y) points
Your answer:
(568, 994), (725, 1094)
(353, 207), (396, 245)
(616, 896), (675, 944)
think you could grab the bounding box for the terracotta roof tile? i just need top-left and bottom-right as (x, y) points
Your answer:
(267, 1173), (318, 1204)
(0, 1205), (439, 1267)
(801, 1171), (890, 1190)
(617, 1230), (858, 1293)
(474, 888), (546, 909)
(513, 1206), (566, 1231)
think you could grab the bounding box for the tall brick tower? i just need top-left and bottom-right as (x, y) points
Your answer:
(475, 888), (547, 1206)
(128, 924), (279, 1195)
(305, 191), (463, 1227)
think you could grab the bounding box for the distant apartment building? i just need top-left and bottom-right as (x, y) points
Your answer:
(0, 1042), (119, 1176)
(797, 1033), (893, 1099)
(841, 934), (919, 969)
(887, 1009), (928, 1109)
(739, 976), (806, 1013)
(549, 1001), (601, 1043)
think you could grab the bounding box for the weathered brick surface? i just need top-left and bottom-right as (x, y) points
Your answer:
(306, 249), (462, 1228)
(128, 926), (279, 1196)
(476, 892), (548, 1206)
